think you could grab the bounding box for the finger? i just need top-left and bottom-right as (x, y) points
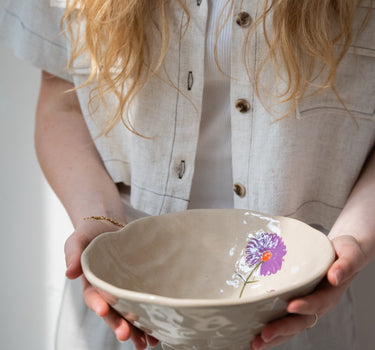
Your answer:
(128, 324), (148, 350)
(287, 278), (348, 315)
(110, 314), (153, 350)
(102, 308), (132, 342)
(146, 334), (159, 347)
(251, 334), (295, 350)
(81, 277), (153, 349)
(327, 236), (366, 287)
(81, 276), (110, 317)
(64, 232), (90, 279)
(288, 236), (366, 315)
(259, 313), (317, 343)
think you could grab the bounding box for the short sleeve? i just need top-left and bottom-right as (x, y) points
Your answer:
(0, 0), (73, 82)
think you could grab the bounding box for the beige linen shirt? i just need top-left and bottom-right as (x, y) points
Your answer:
(0, 2), (371, 350)
(1, 0), (374, 230)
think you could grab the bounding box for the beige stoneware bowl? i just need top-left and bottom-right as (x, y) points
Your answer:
(81, 209), (335, 350)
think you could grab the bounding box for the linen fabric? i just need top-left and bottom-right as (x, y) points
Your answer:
(1, 0), (374, 349)
(1, 0), (374, 229)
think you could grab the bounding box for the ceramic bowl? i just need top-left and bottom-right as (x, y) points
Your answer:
(81, 209), (335, 350)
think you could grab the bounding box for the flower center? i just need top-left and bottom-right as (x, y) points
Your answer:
(261, 250), (272, 262)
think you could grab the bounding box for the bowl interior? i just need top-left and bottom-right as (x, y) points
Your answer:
(83, 209), (334, 301)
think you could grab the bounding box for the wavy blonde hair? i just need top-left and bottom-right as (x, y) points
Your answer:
(63, 0), (371, 133)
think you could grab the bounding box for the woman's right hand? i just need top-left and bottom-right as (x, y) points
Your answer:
(35, 72), (158, 349)
(64, 218), (159, 349)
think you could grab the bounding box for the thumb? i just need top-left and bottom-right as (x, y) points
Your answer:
(327, 235), (366, 287)
(64, 231), (89, 279)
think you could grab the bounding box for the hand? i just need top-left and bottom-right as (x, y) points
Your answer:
(250, 235), (367, 350)
(64, 219), (159, 349)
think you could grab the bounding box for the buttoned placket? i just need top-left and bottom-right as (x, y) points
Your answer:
(158, 0), (209, 214)
(230, 1), (258, 208)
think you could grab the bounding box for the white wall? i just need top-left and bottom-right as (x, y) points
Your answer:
(0, 43), (374, 350)
(0, 43), (72, 350)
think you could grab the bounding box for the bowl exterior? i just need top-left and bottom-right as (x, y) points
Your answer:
(94, 279), (320, 350)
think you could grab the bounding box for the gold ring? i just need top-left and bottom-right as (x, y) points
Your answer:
(308, 313), (319, 329)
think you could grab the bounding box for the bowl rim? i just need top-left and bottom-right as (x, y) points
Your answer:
(81, 210), (335, 308)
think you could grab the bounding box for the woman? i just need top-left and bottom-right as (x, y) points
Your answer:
(1, 0), (374, 349)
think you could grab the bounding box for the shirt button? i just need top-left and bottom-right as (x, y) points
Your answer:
(233, 183), (246, 198)
(235, 12), (252, 28)
(235, 98), (251, 113)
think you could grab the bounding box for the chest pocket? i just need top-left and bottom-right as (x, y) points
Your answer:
(297, 6), (375, 121)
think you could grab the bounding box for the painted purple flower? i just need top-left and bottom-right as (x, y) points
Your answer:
(238, 232), (287, 298)
(245, 232), (287, 276)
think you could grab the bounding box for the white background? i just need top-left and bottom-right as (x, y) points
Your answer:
(0, 43), (375, 349)
(0, 43), (72, 350)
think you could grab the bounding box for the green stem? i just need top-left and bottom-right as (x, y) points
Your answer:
(239, 262), (262, 298)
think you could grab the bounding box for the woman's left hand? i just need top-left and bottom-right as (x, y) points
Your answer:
(250, 234), (366, 350)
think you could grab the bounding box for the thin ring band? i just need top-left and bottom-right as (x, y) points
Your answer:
(308, 313), (319, 329)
